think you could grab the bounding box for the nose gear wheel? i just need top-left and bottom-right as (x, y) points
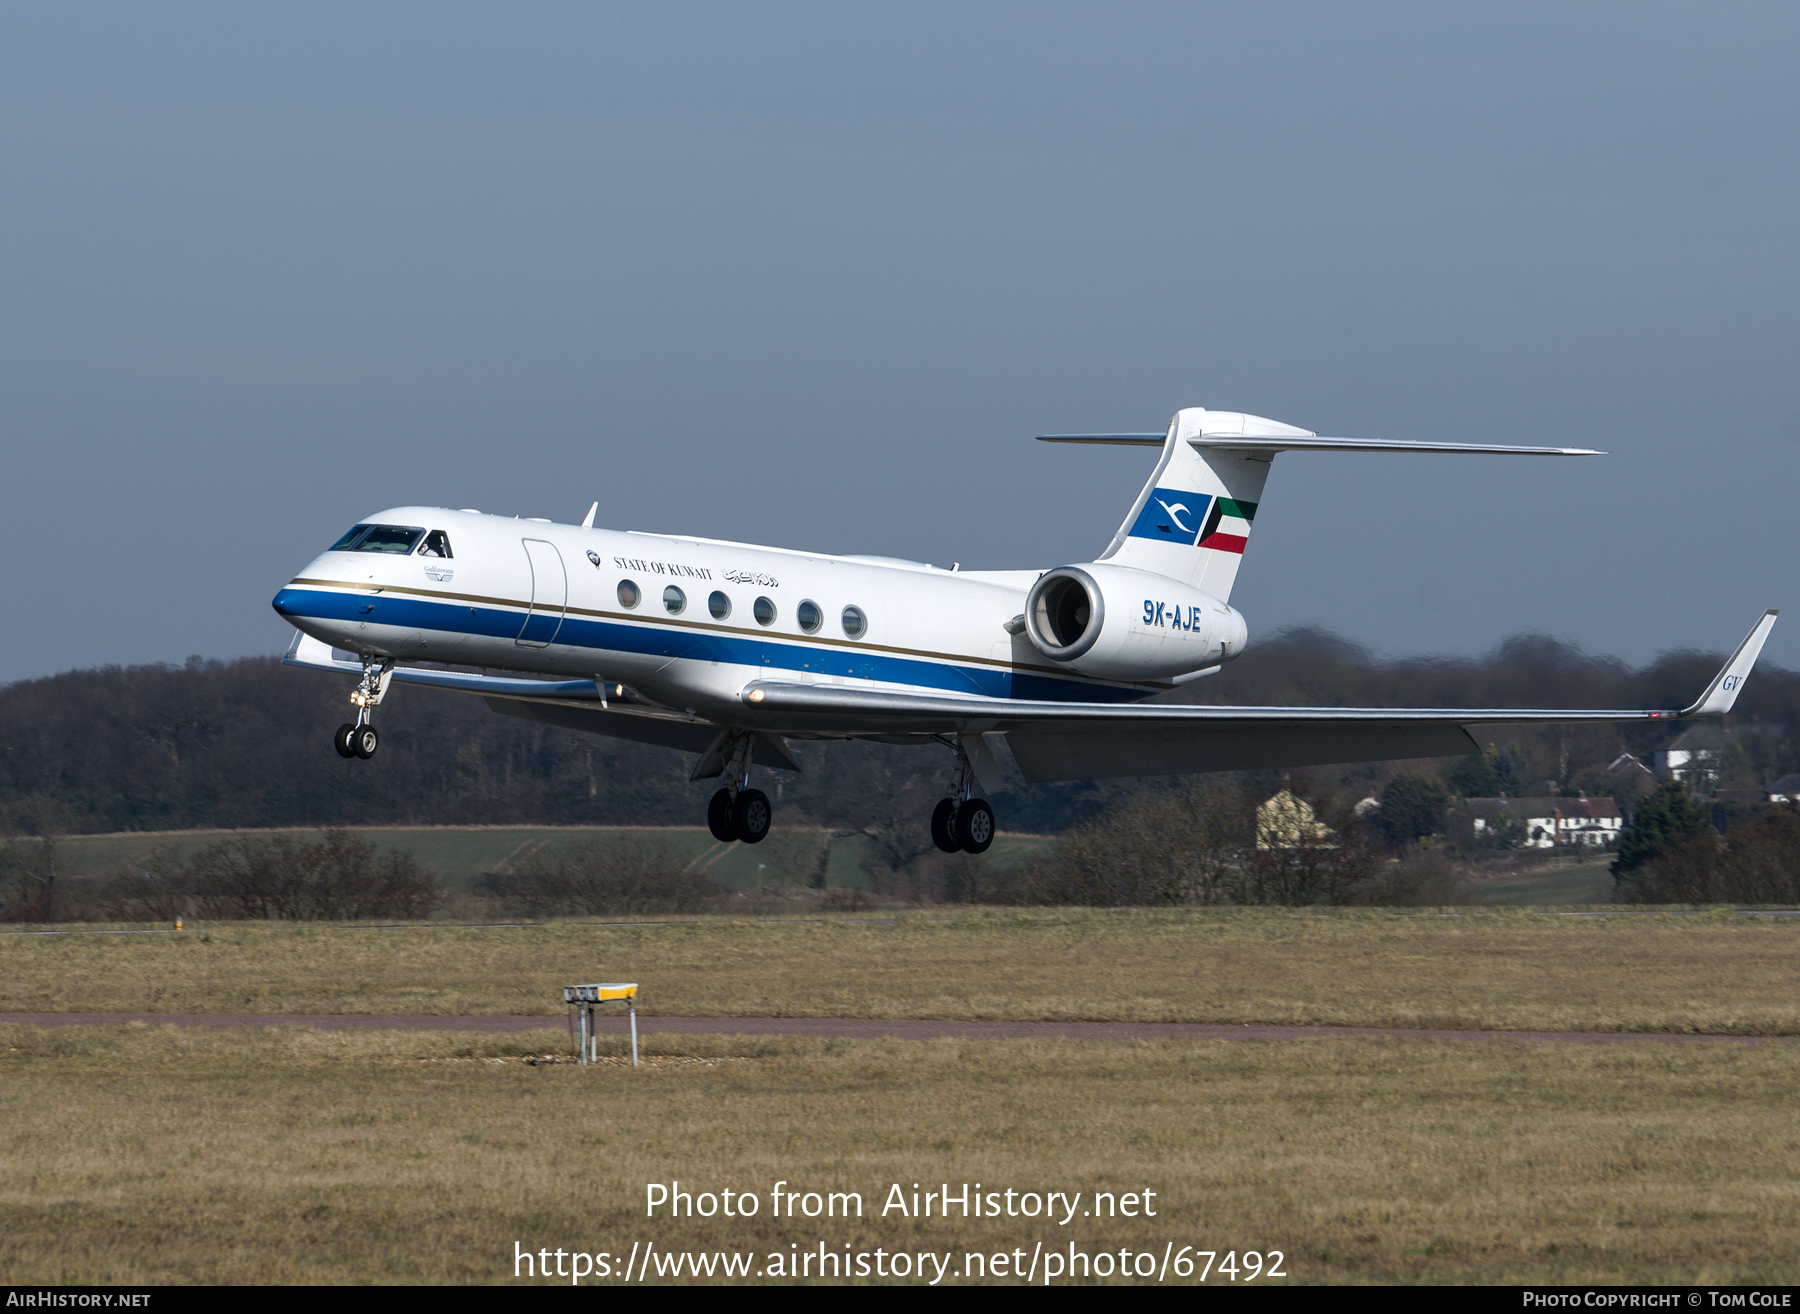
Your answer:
(329, 655), (393, 760)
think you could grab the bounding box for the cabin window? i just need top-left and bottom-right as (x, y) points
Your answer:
(708, 591), (732, 620)
(617, 580), (641, 609)
(754, 597), (777, 626)
(417, 530), (453, 558)
(663, 585), (686, 615)
(350, 525), (425, 554)
(841, 605), (867, 639)
(797, 599), (823, 634)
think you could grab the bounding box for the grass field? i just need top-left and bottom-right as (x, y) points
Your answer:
(49, 822), (1625, 906)
(49, 824), (1055, 891)
(6, 908), (1798, 1034)
(1472, 855), (1618, 906)
(2, 1022), (1794, 1284)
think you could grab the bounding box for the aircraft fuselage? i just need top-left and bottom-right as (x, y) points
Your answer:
(272, 507), (1244, 724)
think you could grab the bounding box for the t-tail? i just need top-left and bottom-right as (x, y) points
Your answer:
(1039, 407), (1604, 600)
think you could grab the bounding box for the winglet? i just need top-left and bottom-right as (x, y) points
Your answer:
(1679, 610), (1780, 717)
(581, 502), (598, 529)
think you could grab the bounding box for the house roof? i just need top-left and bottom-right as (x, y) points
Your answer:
(1768, 774), (1800, 794)
(1663, 725), (1729, 752)
(1459, 797), (1621, 821)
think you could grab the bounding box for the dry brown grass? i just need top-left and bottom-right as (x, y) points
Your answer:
(1, 1023), (1795, 1284)
(5, 908), (1799, 1034)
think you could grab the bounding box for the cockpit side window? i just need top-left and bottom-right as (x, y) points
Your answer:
(328, 525), (371, 552)
(351, 525), (426, 554)
(417, 530), (453, 558)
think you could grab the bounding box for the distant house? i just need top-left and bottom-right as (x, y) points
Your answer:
(1459, 796), (1623, 849)
(1655, 726), (1730, 787)
(1256, 791), (1335, 850)
(1765, 774), (1800, 804)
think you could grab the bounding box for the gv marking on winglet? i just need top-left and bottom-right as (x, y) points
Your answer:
(273, 406), (1773, 854)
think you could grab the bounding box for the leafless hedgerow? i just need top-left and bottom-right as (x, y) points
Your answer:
(474, 836), (720, 916)
(1341, 844), (1478, 907)
(1617, 806), (1800, 904)
(94, 829), (443, 922)
(975, 780), (1452, 908)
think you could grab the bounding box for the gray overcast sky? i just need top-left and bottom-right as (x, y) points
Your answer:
(3, 3), (1796, 684)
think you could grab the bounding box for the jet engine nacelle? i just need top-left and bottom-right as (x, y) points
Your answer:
(1023, 563), (1248, 681)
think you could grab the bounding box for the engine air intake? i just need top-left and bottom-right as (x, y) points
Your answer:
(1025, 566), (1104, 661)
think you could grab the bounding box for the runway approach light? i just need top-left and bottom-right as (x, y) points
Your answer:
(564, 983), (640, 1067)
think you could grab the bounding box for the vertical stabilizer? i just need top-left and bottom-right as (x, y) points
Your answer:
(1098, 408), (1307, 599)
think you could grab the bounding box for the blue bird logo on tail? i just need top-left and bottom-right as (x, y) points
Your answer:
(1154, 499), (1194, 534)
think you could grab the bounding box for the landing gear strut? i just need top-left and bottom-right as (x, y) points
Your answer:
(333, 656), (392, 761)
(931, 737), (996, 854)
(706, 731), (772, 844)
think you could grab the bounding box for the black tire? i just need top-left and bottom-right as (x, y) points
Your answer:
(956, 798), (996, 854)
(930, 798), (962, 852)
(707, 788), (736, 843)
(352, 725), (380, 759)
(730, 788), (772, 844)
(333, 724), (356, 758)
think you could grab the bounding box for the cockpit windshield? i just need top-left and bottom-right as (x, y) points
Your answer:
(328, 524), (426, 554)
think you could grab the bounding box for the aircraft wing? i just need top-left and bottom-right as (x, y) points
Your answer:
(283, 612), (1777, 785)
(737, 611), (1779, 782)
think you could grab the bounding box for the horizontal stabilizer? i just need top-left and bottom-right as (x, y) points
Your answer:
(1037, 433), (1603, 456)
(1036, 434), (1166, 446)
(1187, 435), (1604, 456)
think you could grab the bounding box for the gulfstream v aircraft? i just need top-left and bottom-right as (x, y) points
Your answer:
(274, 407), (1777, 853)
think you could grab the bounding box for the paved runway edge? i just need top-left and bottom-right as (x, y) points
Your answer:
(2, 1013), (1796, 1044)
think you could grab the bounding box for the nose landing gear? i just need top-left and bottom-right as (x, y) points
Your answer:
(332, 657), (393, 761)
(930, 737), (997, 854)
(704, 732), (772, 844)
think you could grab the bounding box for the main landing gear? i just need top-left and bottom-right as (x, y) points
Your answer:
(930, 738), (997, 855)
(706, 732), (772, 845)
(332, 656), (393, 762)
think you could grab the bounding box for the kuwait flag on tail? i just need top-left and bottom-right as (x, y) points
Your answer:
(1199, 496), (1256, 554)
(1126, 488), (1257, 553)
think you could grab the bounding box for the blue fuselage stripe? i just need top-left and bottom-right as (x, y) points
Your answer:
(271, 588), (1143, 704)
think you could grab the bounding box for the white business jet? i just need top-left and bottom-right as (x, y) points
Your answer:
(275, 407), (1777, 853)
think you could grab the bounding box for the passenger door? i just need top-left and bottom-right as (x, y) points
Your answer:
(515, 539), (568, 647)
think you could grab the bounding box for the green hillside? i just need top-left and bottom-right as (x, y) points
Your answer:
(52, 825), (1054, 892)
